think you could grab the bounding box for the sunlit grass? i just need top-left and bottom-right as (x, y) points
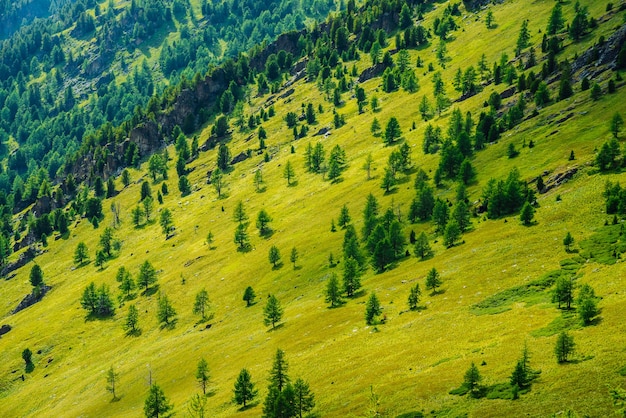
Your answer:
(1, 0), (626, 416)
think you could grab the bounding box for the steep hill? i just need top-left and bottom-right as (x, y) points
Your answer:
(1, 0), (626, 417)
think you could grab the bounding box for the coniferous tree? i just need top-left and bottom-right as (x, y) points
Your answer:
(414, 232), (432, 260)
(555, 331), (575, 363)
(234, 223), (250, 251)
(293, 377), (315, 418)
(365, 292), (382, 325)
(268, 349), (290, 392)
(141, 181), (152, 201)
(119, 271), (136, 298)
(611, 113), (624, 138)
(283, 160), (296, 186)
(408, 283), (421, 310)
(233, 201), (248, 224)
(384, 117), (402, 145)
(520, 202), (535, 225)
(157, 293), (177, 327)
(196, 358), (210, 395)
(193, 289), (211, 321)
(325, 273), (342, 307)
(268, 245), (282, 268)
(563, 232), (574, 251)
(106, 366), (119, 400)
(217, 144), (231, 171)
(264, 294), (284, 329)
(362, 193), (380, 241)
(576, 284), (598, 325)
(159, 208), (174, 237)
(463, 362), (483, 398)
(243, 286), (256, 307)
(290, 247), (298, 269)
(233, 368), (257, 408)
(256, 210), (272, 236)
(553, 276), (574, 309)
(212, 168), (224, 197)
(74, 242), (89, 266)
(444, 220), (461, 247)
(125, 304), (140, 335)
(138, 260), (157, 293)
(144, 383), (173, 418)
(426, 267), (442, 294)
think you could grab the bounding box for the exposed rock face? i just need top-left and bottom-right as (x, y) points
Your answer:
(13, 285), (51, 314)
(573, 22), (626, 77)
(2, 246), (41, 277)
(0, 324), (11, 337)
(130, 121), (161, 157)
(543, 166), (579, 193)
(230, 152), (249, 165)
(358, 63), (385, 83)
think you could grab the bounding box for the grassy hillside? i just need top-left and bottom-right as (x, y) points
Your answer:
(1, 0), (626, 416)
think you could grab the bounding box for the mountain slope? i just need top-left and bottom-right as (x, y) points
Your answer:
(1, 0), (626, 417)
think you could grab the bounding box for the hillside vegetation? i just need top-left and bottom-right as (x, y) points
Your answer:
(1, 0), (626, 417)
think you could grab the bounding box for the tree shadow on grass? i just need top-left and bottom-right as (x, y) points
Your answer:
(287, 180), (299, 187)
(351, 289), (368, 299)
(236, 244), (252, 253)
(126, 328), (142, 337)
(84, 312), (117, 323)
(25, 362), (34, 374)
(267, 323), (285, 332)
(160, 318), (178, 330)
(142, 285), (160, 297)
(430, 288), (446, 297)
(271, 262), (284, 271)
(237, 401), (259, 411)
(417, 252), (435, 262)
(327, 300), (346, 309)
(260, 230), (274, 239)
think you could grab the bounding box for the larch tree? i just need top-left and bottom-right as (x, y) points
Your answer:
(414, 232), (432, 260)
(243, 286), (256, 307)
(325, 273), (342, 308)
(408, 283), (421, 310)
(365, 292), (382, 325)
(193, 289), (211, 321)
(196, 358), (210, 395)
(290, 247), (298, 269)
(144, 383), (173, 418)
(256, 209), (272, 236)
(137, 261), (157, 293)
(268, 245), (282, 268)
(463, 362), (483, 398)
(159, 208), (174, 238)
(293, 377), (315, 418)
(74, 242), (89, 266)
(555, 331), (575, 363)
(283, 160), (296, 186)
(124, 304), (140, 335)
(233, 368), (257, 408)
(106, 366), (119, 401)
(264, 294), (284, 329)
(157, 293), (177, 328)
(425, 267), (442, 294)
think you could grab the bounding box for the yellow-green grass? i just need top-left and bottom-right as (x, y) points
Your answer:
(2, 0), (626, 416)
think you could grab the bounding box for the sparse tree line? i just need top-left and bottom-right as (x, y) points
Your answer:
(88, 348), (316, 417)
